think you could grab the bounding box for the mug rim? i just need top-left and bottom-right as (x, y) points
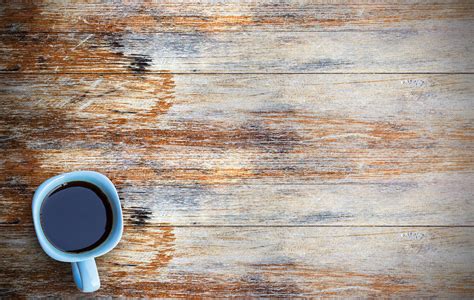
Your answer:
(32, 171), (123, 262)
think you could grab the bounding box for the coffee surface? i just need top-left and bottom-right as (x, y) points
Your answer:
(40, 181), (113, 253)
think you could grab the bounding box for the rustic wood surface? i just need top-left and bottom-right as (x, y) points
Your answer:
(1, 29), (473, 73)
(1, 74), (473, 226)
(0, 1), (473, 298)
(1, 227), (473, 298)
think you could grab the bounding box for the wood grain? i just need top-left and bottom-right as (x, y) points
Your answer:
(1, 1), (473, 297)
(1, 74), (472, 226)
(1, 1), (473, 33)
(1, 1), (473, 73)
(1, 25), (473, 73)
(1, 226), (472, 297)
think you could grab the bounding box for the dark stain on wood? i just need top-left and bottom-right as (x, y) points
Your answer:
(127, 54), (152, 74)
(128, 206), (152, 226)
(295, 211), (354, 223)
(291, 58), (354, 71)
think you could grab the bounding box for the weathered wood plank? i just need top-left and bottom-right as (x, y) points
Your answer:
(1, 25), (473, 73)
(1, 2), (472, 298)
(1, 74), (472, 225)
(2, 174), (473, 226)
(0, 226), (472, 297)
(1, 1), (472, 33)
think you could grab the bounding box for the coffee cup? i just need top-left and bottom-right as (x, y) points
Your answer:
(32, 171), (123, 292)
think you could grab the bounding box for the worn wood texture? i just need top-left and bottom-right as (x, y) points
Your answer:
(1, 1), (473, 73)
(1, 227), (473, 298)
(1, 74), (473, 226)
(1, 27), (473, 73)
(0, 0), (473, 298)
(1, 1), (473, 33)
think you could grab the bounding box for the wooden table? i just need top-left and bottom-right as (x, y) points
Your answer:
(1, 1), (473, 298)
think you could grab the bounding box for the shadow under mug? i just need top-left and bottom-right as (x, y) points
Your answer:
(32, 171), (123, 292)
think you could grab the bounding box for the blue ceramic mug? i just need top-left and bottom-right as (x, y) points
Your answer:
(32, 171), (123, 292)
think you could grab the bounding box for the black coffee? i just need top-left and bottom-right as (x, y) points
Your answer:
(40, 181), (113, 253)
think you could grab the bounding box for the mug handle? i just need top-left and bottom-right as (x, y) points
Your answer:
(71, 258), (100, 292)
